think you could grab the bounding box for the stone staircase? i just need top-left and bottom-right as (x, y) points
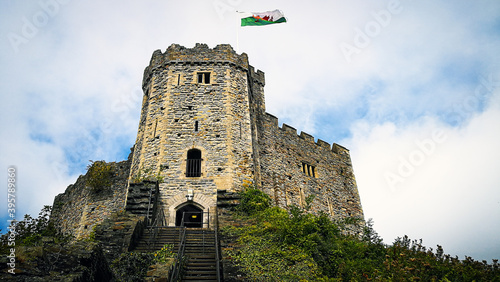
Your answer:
(183, 229), (218, 281)
(125, 181), (159, 219)
(134, 227), (219, 281)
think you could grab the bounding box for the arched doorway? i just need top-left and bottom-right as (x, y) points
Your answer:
(176, 204), (203, 228)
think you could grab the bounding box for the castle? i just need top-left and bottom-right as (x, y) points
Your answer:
(51, 43), (364, 240)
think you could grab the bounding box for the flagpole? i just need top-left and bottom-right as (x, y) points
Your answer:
(236, 11), (241, 53)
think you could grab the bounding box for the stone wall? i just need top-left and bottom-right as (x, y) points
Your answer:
(253, 112), (365, 231)
(125, 180), (159, 221)
(216, 190), (246, 281)
(51, 159), (131, 239)
(94, 211), (146, 262)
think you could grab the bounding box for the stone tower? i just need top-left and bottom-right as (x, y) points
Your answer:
(128, 43), (364, 231)
(129, 43), (260, 228)
(50, 43), (364, 240)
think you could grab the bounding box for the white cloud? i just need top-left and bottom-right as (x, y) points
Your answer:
(0, 121), (78, 219)
(1, 0), (499, 262)
(346, 91), (500, 261)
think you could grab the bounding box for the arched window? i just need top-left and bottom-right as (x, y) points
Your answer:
(186, 149), (202, 177)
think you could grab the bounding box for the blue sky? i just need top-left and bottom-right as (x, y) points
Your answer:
(1, 0), (499, 261)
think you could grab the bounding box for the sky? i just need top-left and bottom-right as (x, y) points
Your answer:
(1, 0), (499, 262)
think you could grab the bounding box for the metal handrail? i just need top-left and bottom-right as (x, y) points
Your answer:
(170, 213), (187, 282)
(147, 203), (166, 251)
(146, 184), (154, 225)
(215, 209), (221, 282)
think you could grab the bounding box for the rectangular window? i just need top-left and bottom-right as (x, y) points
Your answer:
(197, 72), (210, 84)
(301, 162), (316, 177)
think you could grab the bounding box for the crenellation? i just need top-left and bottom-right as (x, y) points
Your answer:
(248, 65), (265, 86)
(281, 123), (297, 135)
(317, 139), (331, 149)
(332, 143), (351, 162)
(300, 131), (315, 143)
(264, 113), (278, 125)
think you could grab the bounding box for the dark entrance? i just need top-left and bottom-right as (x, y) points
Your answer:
(176, 204), (203, 228)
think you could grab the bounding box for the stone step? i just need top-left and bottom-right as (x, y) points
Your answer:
(185, 249), (216, 253)
(185, 269), (217, 274)
(185, 264), (217, 269)
(186, 254), (216, 259)
(182, 275), (217, 281)
(133, 227), (219, 281)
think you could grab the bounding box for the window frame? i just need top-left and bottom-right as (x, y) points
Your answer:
(301, 162), (316, 178)
(197, 72), (211, 84)
(186, 149), (202, 177)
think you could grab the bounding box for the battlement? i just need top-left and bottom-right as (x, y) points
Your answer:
(143, 43), (265, 90)
(262, 112), (350, 157)
(248, 65), (265, 86)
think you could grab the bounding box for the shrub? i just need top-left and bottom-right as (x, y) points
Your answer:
(154, 244), (175, 263)
(225, 188), (500, 281)
(237, 186), (271, 215)
(86, 160), (114, 192)
(111, 252), (155, 282)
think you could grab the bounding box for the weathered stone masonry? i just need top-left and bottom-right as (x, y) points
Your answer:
(257, 113), (363, 224)
(50, 43), (364, 240)
(51, 159), (131, 239)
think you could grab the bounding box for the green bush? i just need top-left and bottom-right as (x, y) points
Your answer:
(111, 246), (176, 281)
(86, 160), (114, 192)
(111, 252), (155, 282)
(237, 186), (271, 215)
(0, 206), (65, 249)
(224, 188), (500, 281)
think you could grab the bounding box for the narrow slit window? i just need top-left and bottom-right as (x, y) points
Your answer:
(153, 119), (158, 137)
(194, 121), (199, 132)
(197, 72), (210, 84)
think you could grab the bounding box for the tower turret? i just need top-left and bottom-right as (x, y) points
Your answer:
(129, 43), (257, 227)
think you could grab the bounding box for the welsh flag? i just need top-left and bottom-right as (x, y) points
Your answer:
(240, 10), (287, 26)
